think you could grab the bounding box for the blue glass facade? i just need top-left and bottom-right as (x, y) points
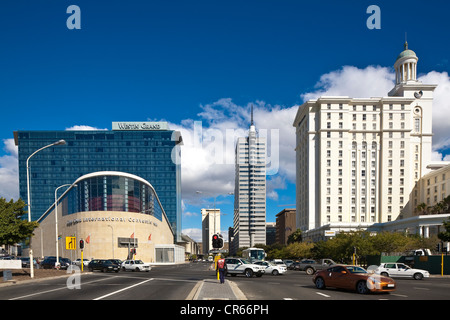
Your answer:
(13, 123), (182, 240)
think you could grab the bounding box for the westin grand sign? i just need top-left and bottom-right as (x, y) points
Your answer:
(112, 122), (169, 131)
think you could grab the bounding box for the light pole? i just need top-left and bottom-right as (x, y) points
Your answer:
(26, 139), (66, 278)
(55, 183), (76, 267)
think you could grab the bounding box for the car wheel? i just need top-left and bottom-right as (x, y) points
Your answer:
(413, 273), (423, 280)
(272, 270), (279, 276)
(356, 281), (369, 294)
(380, 272), (389, 277)
(315, 277), (326, 289)
(244, 269), (253, 278)
(122, 267), (126, 271)
(135, 267), (140, 272)
(305, 267), (315, 275)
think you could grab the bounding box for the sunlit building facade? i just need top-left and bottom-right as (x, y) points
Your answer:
(293, 43), (437, 241)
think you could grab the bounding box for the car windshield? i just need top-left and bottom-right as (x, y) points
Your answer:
(346, 266), (367, 274)
(240, 259), (251, 264)
(135, 260), (144, 264)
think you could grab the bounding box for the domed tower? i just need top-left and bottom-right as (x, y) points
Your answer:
(394, 41), (418, 84)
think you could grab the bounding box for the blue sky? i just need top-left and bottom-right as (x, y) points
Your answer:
(1, 1), (449, 241)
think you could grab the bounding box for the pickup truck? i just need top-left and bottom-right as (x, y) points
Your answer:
(298, 259), (336, 275)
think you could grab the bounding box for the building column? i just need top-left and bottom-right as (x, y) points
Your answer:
(423, 226), (429, 238)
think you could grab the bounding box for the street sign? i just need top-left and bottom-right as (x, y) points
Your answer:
(66, 236), (76, 250)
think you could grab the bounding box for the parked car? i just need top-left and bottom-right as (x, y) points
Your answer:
(40, 257), (71, 269)
(283, 260), (295, 268)
(271, 259), (286, 266)
(289, 262), (301, 270)
(374, 263), (430, 280)
(73, 258), (90, 267)
(88, 259), (120, 273)
(108, 259), (123, 266)
(254, 260), (287, 275)
(18, 257), (37, 268)
(312, 265), (396, 294)
(224, 257), (265, 278)
(121, 259), (151, 272)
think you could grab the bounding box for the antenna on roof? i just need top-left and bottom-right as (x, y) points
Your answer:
(250, 103), (254, 126)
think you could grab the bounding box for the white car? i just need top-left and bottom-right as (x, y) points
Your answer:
(73, 258), (90, 267)
(121, 259), (151, 272)
(225, 258), (265, 278)
(375, 262), (429, 280)
(254, 261), (287, 275)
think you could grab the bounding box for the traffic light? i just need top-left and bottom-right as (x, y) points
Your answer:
(436, 242), (442, 253)
(212, 233), (223, 249)
(79, 239), (84, 249)
(212, 234), (219, 248)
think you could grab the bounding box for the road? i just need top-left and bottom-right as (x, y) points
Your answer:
(1, 262), (450, 301)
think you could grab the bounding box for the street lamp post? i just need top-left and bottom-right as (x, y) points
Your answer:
(55, 183), (76, 267)
(26, 139), (66, 278)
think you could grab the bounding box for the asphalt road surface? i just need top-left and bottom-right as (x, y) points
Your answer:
(1, 262), (449, 301)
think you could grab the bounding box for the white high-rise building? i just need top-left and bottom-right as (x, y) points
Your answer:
(232, 106), (267, 251)
(201, 208), (221, 255)
(293, 43), (437, 241)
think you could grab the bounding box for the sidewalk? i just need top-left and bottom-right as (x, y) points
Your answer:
(188, 278), (247, 300)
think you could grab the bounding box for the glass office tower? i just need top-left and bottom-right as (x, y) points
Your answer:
(13, 122), (183, 240)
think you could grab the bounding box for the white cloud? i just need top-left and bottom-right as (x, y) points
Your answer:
(182, 228), (202, 242)
(0, 139), (19, 200)
(417, 71), (450, 153)
(65, 125), (108, 131)
(301, 65), (395, 101)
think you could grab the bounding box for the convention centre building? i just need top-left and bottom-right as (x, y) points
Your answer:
(31, 171), (184, 263)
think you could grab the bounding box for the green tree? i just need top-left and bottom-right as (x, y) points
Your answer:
(286, 241), (313, 259)
(416, 202), (427, 215)
(287, 229), (302, 244)
(438, 218), (450, 242)
(0, 198), (39, 247)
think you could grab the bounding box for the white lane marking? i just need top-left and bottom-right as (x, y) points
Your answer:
(316, 292), (331, 298)
(93, 278), (153, 300)
(9, 277), (112, 300)
(391, 293), (408, 297)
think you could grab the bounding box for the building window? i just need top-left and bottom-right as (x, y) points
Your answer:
(415, 118), (420, 132)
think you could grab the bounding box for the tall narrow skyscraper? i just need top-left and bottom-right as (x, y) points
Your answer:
(232, 106), (267, 252)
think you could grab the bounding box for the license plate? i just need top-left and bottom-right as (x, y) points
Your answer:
(387, 284), (395, 287)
